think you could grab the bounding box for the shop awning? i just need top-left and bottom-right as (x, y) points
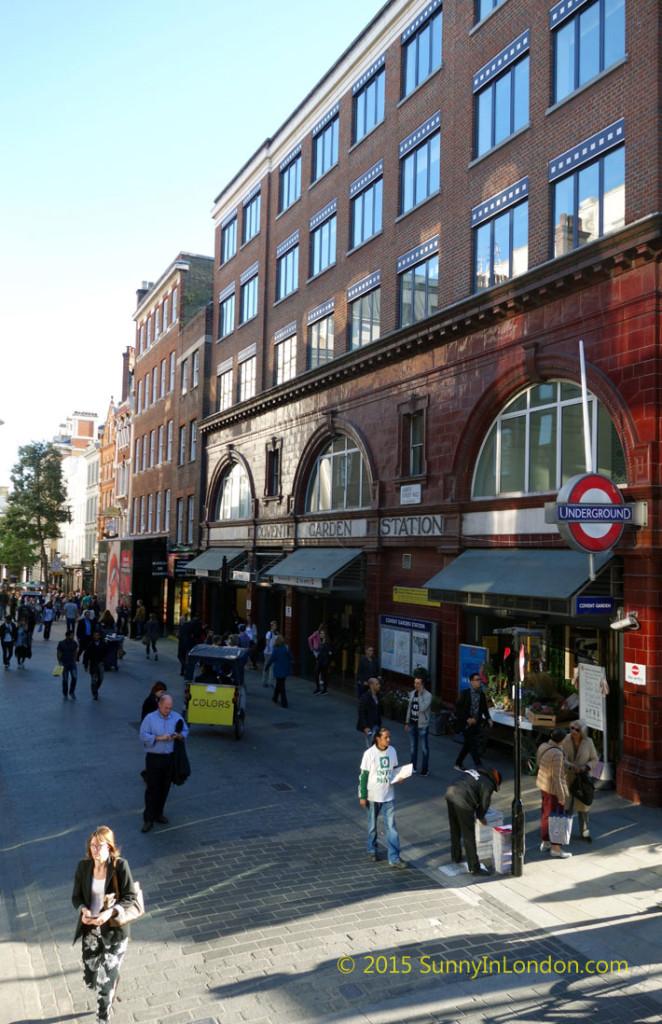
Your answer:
(264, 547), (363, 591)
(185, 548), (246, 575)
(423, 549), (618, 616)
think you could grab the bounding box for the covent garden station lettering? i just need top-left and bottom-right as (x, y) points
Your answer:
(213, 515), (445, 544)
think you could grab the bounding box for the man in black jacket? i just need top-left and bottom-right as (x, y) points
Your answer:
(356, 678), (382, 747)
(445, 766), (502, 876)
(83, 632), (108, 699)
(454, 672), (493, 769)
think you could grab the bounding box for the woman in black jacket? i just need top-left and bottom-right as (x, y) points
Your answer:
(72, 826), (137, 1024)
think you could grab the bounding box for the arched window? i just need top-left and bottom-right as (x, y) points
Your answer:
(473, 382), (626, 498)
(305, 436), (371, 512)
(215, 463), (251, 519)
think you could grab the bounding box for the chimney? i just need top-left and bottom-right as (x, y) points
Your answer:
(136, 280), (153, 306)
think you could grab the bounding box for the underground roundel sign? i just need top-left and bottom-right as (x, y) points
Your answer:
(555, 473), (630, 553)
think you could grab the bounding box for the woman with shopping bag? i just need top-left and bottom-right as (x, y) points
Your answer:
(563, 720), (599, 843)
(536, 728), (572, 859)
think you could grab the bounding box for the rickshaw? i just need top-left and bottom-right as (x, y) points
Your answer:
(183, 644), (248, 739)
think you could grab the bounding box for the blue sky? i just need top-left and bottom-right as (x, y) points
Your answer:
(0, 0), (381, 484)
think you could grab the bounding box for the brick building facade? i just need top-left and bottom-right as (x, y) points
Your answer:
(195, 0), (661, 804)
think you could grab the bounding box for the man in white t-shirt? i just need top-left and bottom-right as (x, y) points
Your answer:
(358, 727), (407, 868)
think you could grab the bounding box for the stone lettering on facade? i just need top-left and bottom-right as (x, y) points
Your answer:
(380, 514), (443, 537)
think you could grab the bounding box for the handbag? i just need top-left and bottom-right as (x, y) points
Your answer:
(109, 867), (145, 928)
(52, 665), (63, 677)
(548, 812), (573, 846)
(570, 771), (595, 806)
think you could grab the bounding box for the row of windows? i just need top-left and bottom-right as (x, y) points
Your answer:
(212, 382), (625, 524)
(219, 0), (624, 269)
(133, 419), (198, 471)
(131, 491), (196, 544)
(136, 352), (176, 415)
(137, 287), (179, 356)
(218, 132), (625, 358)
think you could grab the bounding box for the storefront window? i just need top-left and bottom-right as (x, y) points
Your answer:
(473, 381), (626, 497)
(306, 436), (371, 512)
(215, 463), (251, 519)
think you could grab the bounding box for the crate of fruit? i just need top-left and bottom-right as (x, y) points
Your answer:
(525, 708), (556, 727)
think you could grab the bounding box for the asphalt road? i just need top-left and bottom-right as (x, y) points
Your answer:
(0, 620), (660, 1024)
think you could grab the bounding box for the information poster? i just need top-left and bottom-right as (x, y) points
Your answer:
(458, 644), (488, 693)
(379, 615), (435, 679)
(579, 663), (606, 732)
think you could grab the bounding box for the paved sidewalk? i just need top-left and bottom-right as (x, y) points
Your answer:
(0, 620), (660, 1024)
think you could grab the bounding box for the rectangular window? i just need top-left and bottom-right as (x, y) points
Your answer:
(279, 155), (301, 212)
(179, 425), (186, 465)
(152, 367), (158, 402)
(354, 67), (385, 143)
(309, 314), (335, 369)
(166, 421), (173, 461)
(277, 246), (299, 299)
(474, 200), (529, 291)
(554, 0), (625, 104)
(141, 435), (148, 472)
(163, 296), (169, 330)
(169, 351), (176, 391)
(553, 145), (624, 256)
(176, 498), (184, 544)
(132, 498), (138, 534)
(144, 373), (150, 409)
(238, 356), (256, 402)
(399, 256), (438, 327)
(158, 424), (164, 464)
(242, 193), (261, 243)
(138, 324), (145, 355)
(155, 490), (162, 533)
(401, 133), (440, 213)
(349, 288), (381, 350)
(351, 178), (383, 248)
(160, 359), (166, 397)
(187, 496), (195, 545)
(477, 0), (505, 20)
(275, 336), (296, 385)
(164, 489), (171, 533)
(192, 351), (199, 388)
(219, 293), (235, 338)
(475, 54), (529, 157)
(147, 493), (153, 533)
(154, 307), (161, 339)
(402, 6), (442, 97)
(190, 420), (197, 461)
(172, 287), (178, 323)
(218, 369), (233, 411)
(240, 276), (258, 323)
(181, 360), (188, 394)
(136, 379), (143, 414)
(266, 444), (281, 497)
(147, 317), (152, 347)
(149, 430), (155, 468)
(134, 437), (140, 469)
(313, 117), (339, 181)
(140, 496), (146, 534)
(221, 216), (237, 264)
(310, 215), (336, 277)
(409, 411), (424, 475)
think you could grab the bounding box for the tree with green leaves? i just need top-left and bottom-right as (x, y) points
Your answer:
(3, 442), (70, 587)
(0, 523), (39, 581)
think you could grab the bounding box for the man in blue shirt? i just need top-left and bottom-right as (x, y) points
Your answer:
(139, 693), (189, 833)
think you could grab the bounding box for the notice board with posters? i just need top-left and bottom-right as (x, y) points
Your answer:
(379, 614), (436, 680)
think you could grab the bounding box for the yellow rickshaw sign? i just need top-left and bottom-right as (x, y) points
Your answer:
(187, 684), (235, 725)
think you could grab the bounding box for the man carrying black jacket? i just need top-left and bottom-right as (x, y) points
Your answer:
(445, 766), (501, 877)
(454, 672), (493, 769)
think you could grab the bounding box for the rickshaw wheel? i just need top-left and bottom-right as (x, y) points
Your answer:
(234, 709), (245, 740)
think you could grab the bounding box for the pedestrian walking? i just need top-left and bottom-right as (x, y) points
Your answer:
(454, 672), (493, 769)
(537, 728), (572, 858)
(83, 632), (108, 699)
(72, 825), (137, 1024)
(562, 720), (599, 843)
(405, 673), (432, 775)
(57, 630), (79, 699)
(356, 677), (382, 746)
(143, 613), (160, 660)
(313, 627), (333, 694)
(42, 601), (54, 639)
(264, 634), (293, 708)
(132, 599), (146, 639)
(356, 643), (381, 701)
(1, 614), (17, 670)
(64, 596), (79, 634)
(445, 766), (502, 877)
(262, 620), (278, 687)
(358, 726), (408, 868)
(15, 618), (31, 669)
(139, 693), (189, 832)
